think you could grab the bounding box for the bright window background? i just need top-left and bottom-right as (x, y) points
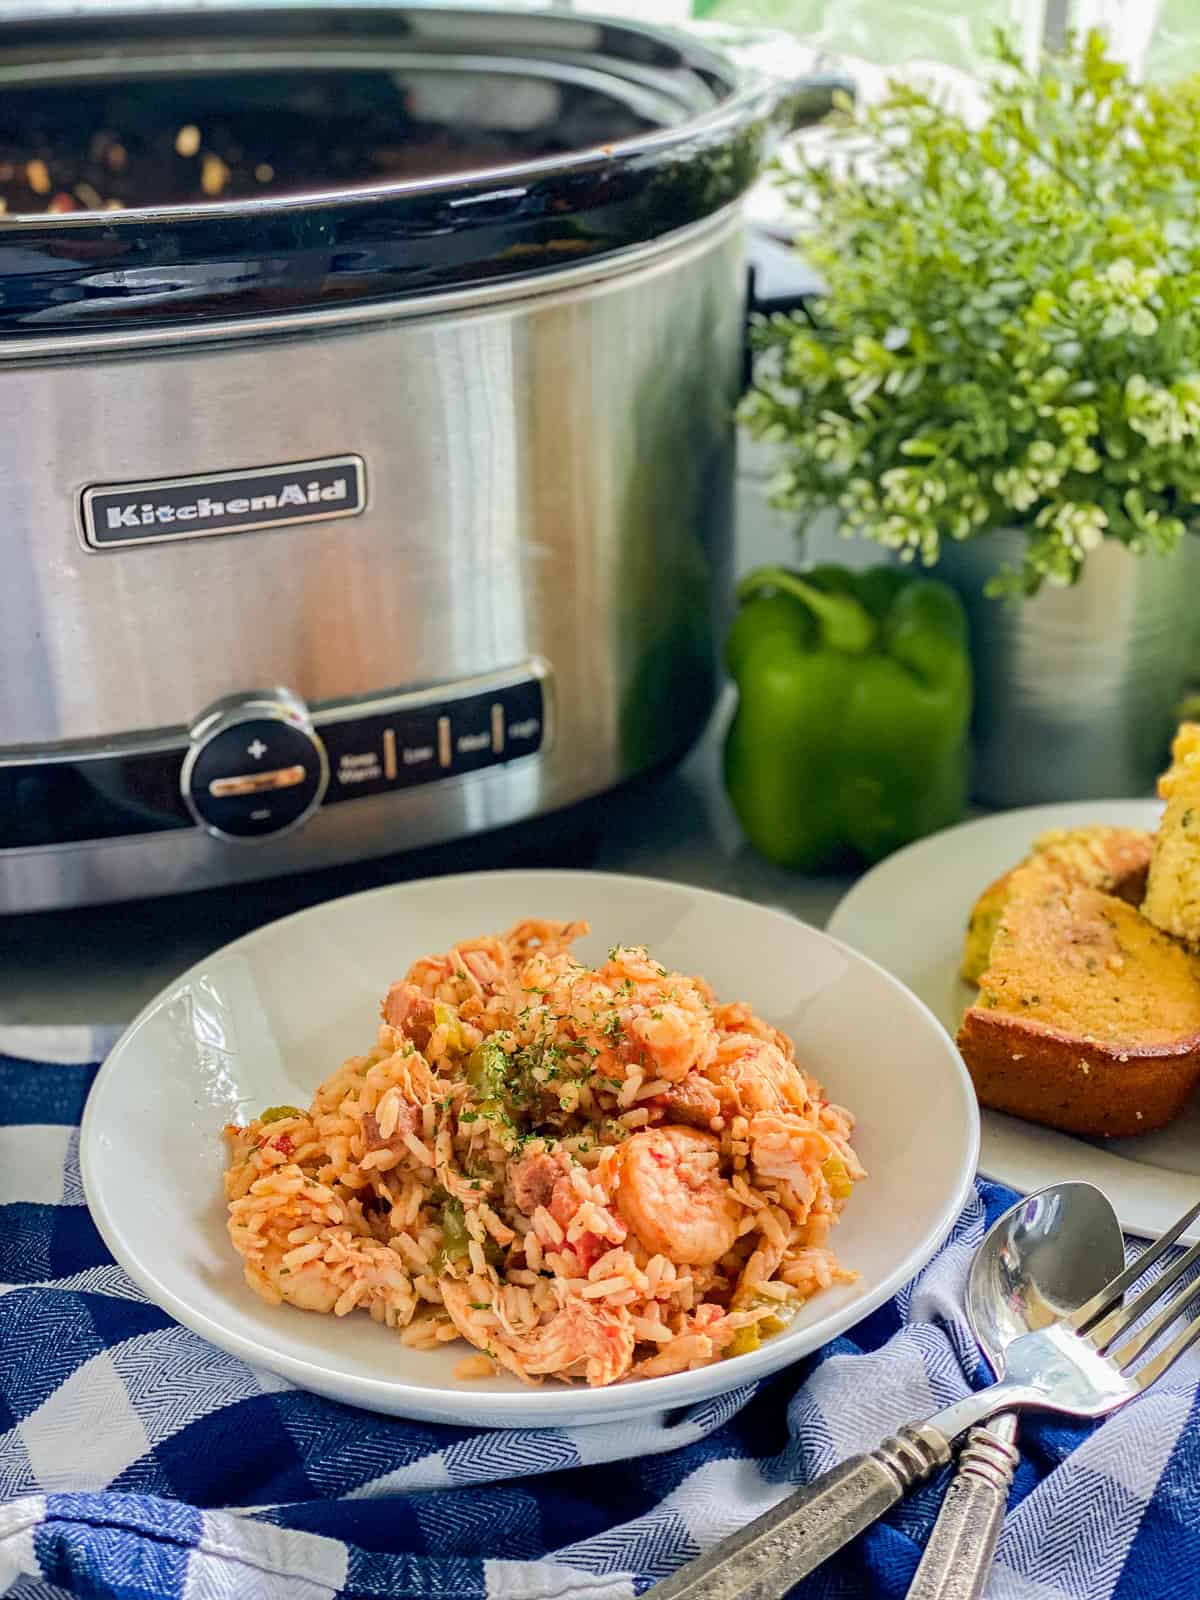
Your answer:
(565, 0), (1197, 79)
(690, 0), (1043, 71)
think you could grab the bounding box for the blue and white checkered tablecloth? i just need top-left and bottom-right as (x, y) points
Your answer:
(1, 1025), (1197, 1600)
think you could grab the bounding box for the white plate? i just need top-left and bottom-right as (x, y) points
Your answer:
(81, 869), (977, 1428)
(826, 800), (1200, 1241)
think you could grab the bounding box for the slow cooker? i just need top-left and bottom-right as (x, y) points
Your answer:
(0, 0), (834, 914)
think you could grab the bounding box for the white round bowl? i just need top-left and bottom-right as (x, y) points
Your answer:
(81, 869), (978, 1427)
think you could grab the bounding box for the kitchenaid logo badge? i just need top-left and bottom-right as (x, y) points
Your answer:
(80, 456), (366, 548)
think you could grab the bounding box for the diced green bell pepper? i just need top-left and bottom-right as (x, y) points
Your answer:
(260, 1105), (302, 1124)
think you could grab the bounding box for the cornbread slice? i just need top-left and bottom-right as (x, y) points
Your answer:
(961, 826), (1154, 984)
(958, 885), (1200, 1138)
(1143, 723), (1200, 946)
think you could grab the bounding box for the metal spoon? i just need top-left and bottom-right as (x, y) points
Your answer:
(650, 1180), (1131, 1599)
(905, 1181), (1125, 1600)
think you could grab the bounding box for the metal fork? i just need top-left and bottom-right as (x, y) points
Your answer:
(649, 1199), (1200, 1600)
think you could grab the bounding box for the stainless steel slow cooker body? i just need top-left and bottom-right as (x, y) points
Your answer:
(0, 2), (829, 913)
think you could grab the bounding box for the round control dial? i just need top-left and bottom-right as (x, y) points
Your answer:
(182, 689), (329, 841)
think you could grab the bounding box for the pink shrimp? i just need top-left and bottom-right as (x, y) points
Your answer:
(616, 1126), (741, 1267)
(627, 1003), (714, 1081)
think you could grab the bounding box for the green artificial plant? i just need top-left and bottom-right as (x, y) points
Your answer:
(743, 30), (1200, 596)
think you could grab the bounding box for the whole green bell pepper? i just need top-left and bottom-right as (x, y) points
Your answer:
(723, 563), (972, 869)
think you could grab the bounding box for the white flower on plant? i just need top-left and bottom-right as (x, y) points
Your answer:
(1125, 374), (1200, 446)
(1065, 258), (1161, 341)
(993, 439), (1067, 511)
(1036, 499), (1108, 556)
(1105, 258), (1136, 291)
(811, 411), (860, 472)
(993, 468), (1039, 512)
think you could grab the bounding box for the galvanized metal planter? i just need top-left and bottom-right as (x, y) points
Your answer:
(933, 529), (1200, 806)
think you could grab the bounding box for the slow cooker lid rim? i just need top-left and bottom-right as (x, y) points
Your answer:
(0, 3), (807, 332)
(0, 200), (745, 359)
(0, 54), (775, 233)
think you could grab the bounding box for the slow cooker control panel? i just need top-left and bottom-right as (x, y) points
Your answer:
(319, 676), (544, 808)
(182, 690), (330, 841)
(0, 665), (548, 851)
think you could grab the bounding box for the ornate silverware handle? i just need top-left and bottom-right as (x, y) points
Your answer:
(905, 1417), (1020, 1600)
(648, 1424), (952, 1600)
